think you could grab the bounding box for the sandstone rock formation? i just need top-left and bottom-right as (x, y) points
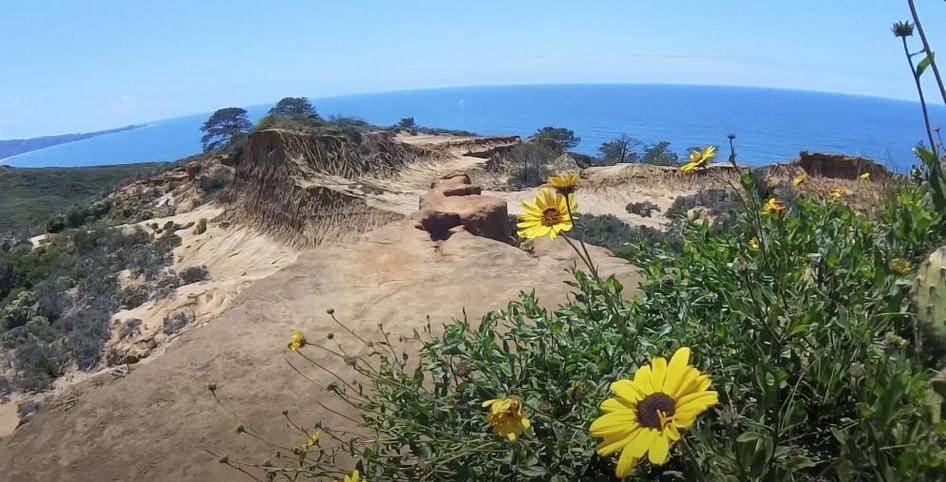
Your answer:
(793, 151), (893, 180)
(221, 129), (436, 245)
(414, 173), (510, 242)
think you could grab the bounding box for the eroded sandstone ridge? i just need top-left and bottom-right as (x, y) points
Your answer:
(222, 129), (437, 245)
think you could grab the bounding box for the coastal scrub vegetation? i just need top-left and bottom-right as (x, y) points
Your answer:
(0, 226), (180, 391)
(595, 135), (684, 167)
(0, 162), (166, 237)
(532, 126), (581, 150)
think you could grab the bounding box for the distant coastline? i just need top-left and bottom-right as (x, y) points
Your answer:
(0, 124), (145, 160)
(4, 84), (944, 170)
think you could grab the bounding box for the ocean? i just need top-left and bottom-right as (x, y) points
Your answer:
(4, 84), (943, 172)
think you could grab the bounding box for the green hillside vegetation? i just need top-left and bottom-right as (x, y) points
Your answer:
(0, 226), (185, 392)
(0, 162), (166, 236)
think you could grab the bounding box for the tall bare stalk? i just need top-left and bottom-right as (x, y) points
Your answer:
(894, 21), (937, 152)
(907, 0), (946, 106)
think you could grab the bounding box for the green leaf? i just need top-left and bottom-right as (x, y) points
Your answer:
(918, 147), (946, 212)
(737, 431), (763, 443)
(917, 52), (935, 77)
(517, 465), (547, 477)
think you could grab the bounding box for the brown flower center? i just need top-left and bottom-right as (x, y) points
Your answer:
(541, 208), (562, 227)
(637, 393), (676, 429)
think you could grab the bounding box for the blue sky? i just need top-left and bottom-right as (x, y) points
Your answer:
(1, 0), (944, 138)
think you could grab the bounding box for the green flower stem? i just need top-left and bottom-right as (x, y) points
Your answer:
(900, 34), (938, 152)
(681, 438), (707, 482)
(560, 234), (595, 277)
(418, 442), (502, 480)
(562, 195), (599, 279)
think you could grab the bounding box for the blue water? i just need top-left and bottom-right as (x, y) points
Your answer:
(4, 84), (944, 172)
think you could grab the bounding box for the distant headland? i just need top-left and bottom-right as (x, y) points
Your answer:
(0, 124), (145, 161)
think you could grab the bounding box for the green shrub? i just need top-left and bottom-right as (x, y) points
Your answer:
(118, 285), (150, 309)
(0, 225), (178, 391)
(45, 213), (66, 233)
(179, 265), (209, 285)
(640, 141), (680, 166)
(568, 213), (679, 256)
(198, 168), (231, 194)
(504, 142), (560, 188)
(162, 311), (192, 335)
(117, 318), (142, 340)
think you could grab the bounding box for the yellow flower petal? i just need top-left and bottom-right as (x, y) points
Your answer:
(679, 161), (699, 174)
(651, 356), (668, 393)
(648, 434), (670, 465)
(596, 426), (641, 457)
(676, 390), (719, 415)
(633, 365), (655, 395)
(696, 374), (711, 392)
(673, 413), (697, 429)
(615, 443), (641, 478)
(590, 412), (638, 437)
(704, 145), (717, 159)
(611, 379), (644, 403)
(665, 423), (681, 441)
(673, 367), (701, 399)
(663, 347), (690, 395)
(627, 428), (657, 458)
(600, 397), (634, 413)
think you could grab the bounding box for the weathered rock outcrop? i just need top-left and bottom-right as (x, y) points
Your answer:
(414, 173), (510, 242)
(222, 129), (438, 245)
(792, 151), (893, 180)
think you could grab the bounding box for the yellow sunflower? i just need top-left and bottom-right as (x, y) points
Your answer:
(516, 188), (576, 240)
(340, 469), (363, 482)
(830, 186), (847, 199)
(590, 347), (717, 478)
(288, 329), (306, 351)
(762, 197), (786, 219)
(679, 145), (717, 174)
(859, 172), (870, 182)
(889, 257), (911, 275)
(791, 172), (808, 187)
(548, 172), (580, 195)
(305, 430), (321, 448)
(748, 237), (759, 250)
(482, 397), (531, 441)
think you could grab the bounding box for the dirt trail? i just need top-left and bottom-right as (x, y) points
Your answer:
(0, 402), (17, 437)
(0, 221), (638, 482)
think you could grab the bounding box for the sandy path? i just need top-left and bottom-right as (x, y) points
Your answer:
(0, 222), (639, 482)
(0, 402), (17, 437)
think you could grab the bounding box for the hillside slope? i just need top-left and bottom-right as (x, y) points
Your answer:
(0, 221), (639, 482)
(0, 162), (167, 235)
